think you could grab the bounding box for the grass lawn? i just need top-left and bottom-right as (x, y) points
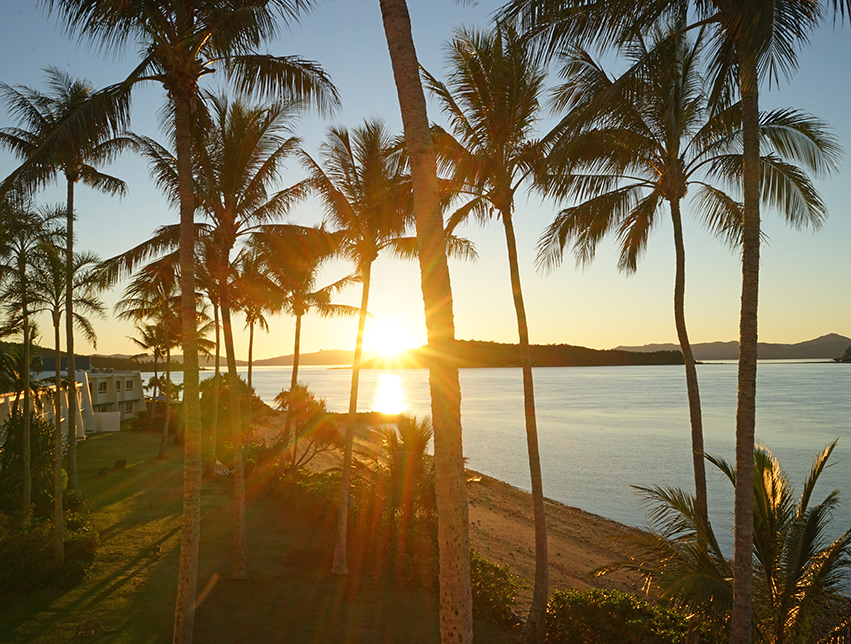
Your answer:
(0, 431), (514, 643)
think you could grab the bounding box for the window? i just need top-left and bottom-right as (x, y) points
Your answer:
(125, 381), (134, 391)
(115, 380), (120, 391)
(98, 381), (107, 393)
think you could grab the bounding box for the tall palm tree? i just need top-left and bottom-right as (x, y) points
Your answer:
(0, 67), (131, 492)
(0, 196), (60, 510)
(424, 24), (550, 641)
(377, 1), (473, 640)
(300, 119), (414, 576)
(29, 242), (105, 567)
(45, 2), (338, 636)
(535, 28), (839, 541)
(498, 3), (850, 639)
(249, 226), (359, 468)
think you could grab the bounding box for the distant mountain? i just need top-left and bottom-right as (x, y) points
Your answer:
(614, 333), (851, 361)
(361, 339), (682, 369)
(250, 349), (356, 367)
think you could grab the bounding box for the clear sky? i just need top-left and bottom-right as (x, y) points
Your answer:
(1, 1), (849, 361)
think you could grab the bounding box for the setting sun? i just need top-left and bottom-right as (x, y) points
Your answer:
(365, 319), (419, 357)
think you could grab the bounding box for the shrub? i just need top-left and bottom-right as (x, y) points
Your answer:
(470, 548), (528, 625)
(0, 496), (99, 598)
(545, 589), (687, 644)
(0, 410), (55, 513)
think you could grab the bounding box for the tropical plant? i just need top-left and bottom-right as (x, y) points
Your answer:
(272, 384), (338, 471)
(424, 23), (551, 641)
(249, 226), (359, 469)
(377, 0), (473, 639)
(498, 2), (851, 638)
(0, 196), (60, 510)
(598, 443), (851, 644)
(0, 67), (131, 493)
(300, 118), (414, 576)
(29, 242), (105, 566)
(535, 26), (839, 537)
(45, 2), (338, 635)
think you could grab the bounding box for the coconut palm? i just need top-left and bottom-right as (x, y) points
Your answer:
(0, 67), (130, 492)
(115, 259), (182, 457)
(423, 24), (551, 641)
(248, 226), (359, 469)
(498, 2), (850, 638)
(300, 118), (415, 576)
(0, 196), (61, 510)
(29, 242), (104, 566)
(600, 442), (851, 644)
(377, 1), (473, 639)
(45, 2), (338, 634)
(232, 251), (280, 429)
(535, 27), (839, 541)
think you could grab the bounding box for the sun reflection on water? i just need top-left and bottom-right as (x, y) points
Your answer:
(372, 373), (406, 415)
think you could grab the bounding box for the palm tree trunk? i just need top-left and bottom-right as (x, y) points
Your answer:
(65, 176), (78, 491)
(730, 49), (760, 644)
(670, 200), (707, 530)
(246, 320), (254, 428)
(332, 261), (372, 576)
(159, 337), (172, 458)
(278, 312), (302, 475)
(204, 304), (221, 476)
(151, 355), (160, 431)
(286, 313), (304, 468)
(171, 84), (203, 644)
(53, 319), (64, 566)
(502, 210), (548, 644)
(22, 293), (32, 509)
(378, 1), (472, 641)
(220, 278), (249, 580)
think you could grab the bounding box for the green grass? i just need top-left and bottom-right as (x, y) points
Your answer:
(0, 431), (513, 643)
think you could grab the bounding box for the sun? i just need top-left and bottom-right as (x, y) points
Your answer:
(366, 319), (419, 357)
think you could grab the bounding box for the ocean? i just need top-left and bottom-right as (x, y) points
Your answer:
(143, 361), (851, 541)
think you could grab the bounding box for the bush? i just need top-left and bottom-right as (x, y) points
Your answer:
(0, 410), (56, 514)
(470, 548), (528, 626)
(0, 496), (99, 598)
(545, 589), (687, 644)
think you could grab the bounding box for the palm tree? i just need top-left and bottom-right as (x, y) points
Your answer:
(498, 3), (850, 638)
(45, 2), (338, 635)
(232, 251), (280, 429)
(29, 242), (105, 567)
(424, 24), (550, 641)
(115, 259), (182, 457)
(249, 226), (359, 469)
(377, 1), (473, 640)
(300, 119), (414, 576)
(600, 442), (851, 644)
(0, 195), (60, 510)
(0, 67), (131, 492)
(535, 27), (839, 541)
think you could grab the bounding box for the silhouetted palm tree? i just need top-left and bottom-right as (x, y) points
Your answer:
(29, 242), (104, 566)
(0, 67), (131, 491)
(301, 119), (414, 575)
(249, 226), (359, 468)
(44, 2), (338, 633)
(424, 24), (551, 640)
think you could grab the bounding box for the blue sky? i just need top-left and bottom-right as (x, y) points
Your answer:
(1, 0), (849, 360)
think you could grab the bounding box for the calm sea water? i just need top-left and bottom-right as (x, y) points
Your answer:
(146, 362), (851, 540)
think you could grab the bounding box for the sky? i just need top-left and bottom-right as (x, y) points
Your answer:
(0, 0), (849, 361)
